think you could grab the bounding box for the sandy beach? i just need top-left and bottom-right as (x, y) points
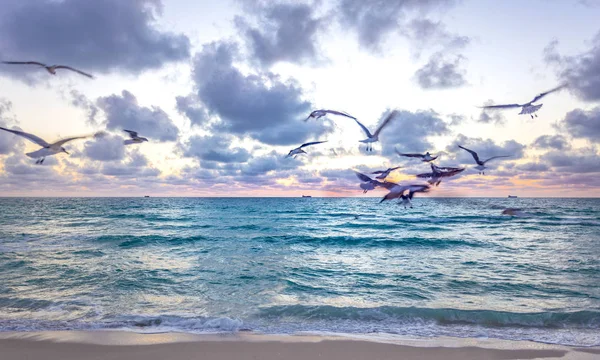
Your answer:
(0, 331), (598, 360)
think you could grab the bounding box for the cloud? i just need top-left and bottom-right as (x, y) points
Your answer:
(414, 53), (467, 89)
(236, 1), (325, 66)
(175, 95), (208, 127)
(0, 0), (190, 79)
(476, 100), (506, 125)
(97, 90), (179, 142)
(182, 134), (251, 163)
(70, 90), (99, 125)
(336, 0), (456, 51)
(380, 109), (450, 156)
(405, 18), (470, 53)
(544, 32), (600, 101)
(560, 106), (600, 141)
(531, 135), (571, 150)
(83, 134), (125, 161)
(0, 99), (23, 154)
(545, 147), (600, 173)
(191, 41), (330, 145)
(445, 134), (525, 165)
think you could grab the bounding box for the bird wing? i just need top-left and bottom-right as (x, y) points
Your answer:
(351, 118), (373, 138)
(480, 103), (522, 110)
(390, 166), (402, 171)
(530, 84), (567, 103)
(0, 126), (49, 147)
(407, 184), (430, 194)
(54, 65), (94, 78)
(482, 155), (511, 164)
(396, 151), (423, 158)
(458, 145), (481, 164)
(124, 139), (137, 145)
(354, 171), (374, 183)
(373, 110), (397, 137)
(51, 132), (102, 147)
(371, 170), (385, 174)
(439, 168), (465, 177)
(380, 181), (398, 190)
(2, 61), (47, 67)
(124, 129), (139, 138)
(416, 172), (434, 178)
(325, 110), (357, 120)
(299, 140), (327, 149)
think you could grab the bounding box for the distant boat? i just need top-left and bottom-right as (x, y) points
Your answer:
(302, 195), (312, 198)
(508, 195), (517, 198)
(144, 195), (150, 198)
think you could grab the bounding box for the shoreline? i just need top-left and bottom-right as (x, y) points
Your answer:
(0, 331), (599, 360)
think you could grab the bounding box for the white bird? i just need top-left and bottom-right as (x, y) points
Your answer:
(286, 140), (327, 158)
(380, 183), (430, 203)
(458, 145), (511, 175)
(0, 126), (104, 164)
(2, 61), (94, 79)
(480, 84), (567, 119)
(355, 171), (389, 193)
(396, 149), (439, 162)
(123, 130), (148, 145)
(304, 109), (356, 122)
(351, 110), (398, 151)
(371, 166), (402, 180)
(416, 163), (465, 186)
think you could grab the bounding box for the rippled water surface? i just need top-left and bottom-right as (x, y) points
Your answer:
(0, 197), (598, 346)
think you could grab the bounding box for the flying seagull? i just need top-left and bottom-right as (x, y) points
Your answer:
(123, 130), (148, 145)
(379, 182), (430, 203)
(2, 61), (94, 79)
(416, 163), (465, 186)
(351, 110), (398, 151)
(458, 145), (511, 175)
(355, 171), (390, 193)
(0, 126), (104, 164)
(480, 84), (567, 119)
(304, 109), (356, 122)
(371, 166), (402, 180)
(286, 140), (327, 158)
(396, 149), (438, 162)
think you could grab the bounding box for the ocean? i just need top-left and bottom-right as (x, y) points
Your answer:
(0, 197), (598, 346)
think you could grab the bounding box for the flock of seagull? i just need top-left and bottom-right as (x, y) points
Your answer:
(0, 60), (569, 206)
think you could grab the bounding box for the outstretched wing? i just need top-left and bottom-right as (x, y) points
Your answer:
(351, 118), (373, 138)
(530, 84), (567, 103)
(396, 151), (423, 158)
(124, 129), (139, 138)
(354, 171), (373, 183)
(373, 110), (397, 137)
(54, 65), (94, 78)
(482, 155), (511, 164)
(2, 61), (47, 67)
(0, 126), (49, 147)
(458, 145), (481, 164)
(51, 132), (104, 147)
(371, 170), (385, 174)
(416, 172), (434, 179)
(299, 140), (327, 149)
(389, 166), (402, 171)
(480, 103), (522, 110)
(439, 168), (465, 177)
(324, 109), (357, 120)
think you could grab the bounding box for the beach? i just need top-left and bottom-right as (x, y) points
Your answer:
(1, 331), (599, 360)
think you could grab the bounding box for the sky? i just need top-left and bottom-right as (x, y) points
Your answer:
(0, 0), (599, 197)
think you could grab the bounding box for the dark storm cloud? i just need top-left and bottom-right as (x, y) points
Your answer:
(445, 134), (525, 164)
(175, 95), (209, 127)
(182, 134), (251, 164)
(191, 41), (330, 146)
(380, 109), (450, 156)
(236, 1), (325, 67)
(414, 53), (467, 89)
(0, 0), (190, 79)
(97, 90), (179, 142)
(531, 134), (571, 150)
(544, 32), (600, 101)
(544, 147), (600, 173)
(83, 134), (125, 161)
(560, 106), (600, 141)
(336, 0), (456, 51)
(0, 99), (23, 154)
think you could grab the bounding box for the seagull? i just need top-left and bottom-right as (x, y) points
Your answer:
(351, 110), (398, 152)
(480, 84), (567, 119)
(398, 193), (415, 209)
(379, 183), (430, 203)
(304, 109), (356, 122)
(0, 126), (104, 164)
(286, 140), (327, 158)
(371, 166), (402, 180)
(2, 61), (94, 79)
(123, 130), (148, 145)
(416, 163), (465, 186)
(396, 149), (439, 162)
(355, 171), (389, 193)
(458, 145), (511, 175)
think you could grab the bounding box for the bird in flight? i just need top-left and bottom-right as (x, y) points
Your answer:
(458, 145), (511, 175)
(351, 110), (398, 152)
(2, 61), (94, 79)
(354, 171), (390, 193)
(123, 130), (148, 145)
(304, 109), (356, 122)
(371, 166), (402, 180)
(479, 84), (567, 119)
(0, 126), (104, 164)
(286, 140), (328, 158)
(416, 163), (465, 186)
(379, 182), (430, 204)
(396, 149), (439, 162)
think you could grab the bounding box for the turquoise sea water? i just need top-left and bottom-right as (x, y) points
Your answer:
(0, 197), (598, 346)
